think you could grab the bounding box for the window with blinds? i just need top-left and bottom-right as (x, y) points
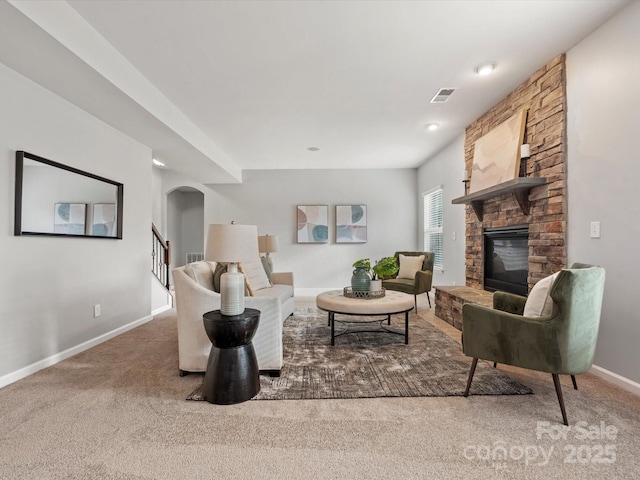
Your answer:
(423, 188), (443, 271)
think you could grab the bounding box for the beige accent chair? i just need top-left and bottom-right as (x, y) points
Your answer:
(172, 261), (294, 377)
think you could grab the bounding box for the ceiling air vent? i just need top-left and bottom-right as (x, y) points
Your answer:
(430, 88), (456, 104)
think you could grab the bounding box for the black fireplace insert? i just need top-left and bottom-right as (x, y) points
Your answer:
(484, 225), (529, 296)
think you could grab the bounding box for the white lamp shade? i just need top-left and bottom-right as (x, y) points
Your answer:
(205, 224), (259, 262)
(258, 234), (279, 254)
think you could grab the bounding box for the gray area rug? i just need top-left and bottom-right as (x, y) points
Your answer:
(188, 307), (532, 400)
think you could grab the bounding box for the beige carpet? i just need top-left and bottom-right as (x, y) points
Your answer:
(1, 299), (639, 479)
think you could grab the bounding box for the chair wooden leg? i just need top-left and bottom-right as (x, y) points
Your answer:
(426, 292), (431, 308)
(552, 373), (569, 426)
(493, 362), (497, 368)
(571, 375), (578, 390)
(464, 358), (478, 397)
(414, 295), (417, 311)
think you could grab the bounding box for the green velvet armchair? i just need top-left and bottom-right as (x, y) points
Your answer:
(462, 264), (606, 425)
(382, 251), (434, 310)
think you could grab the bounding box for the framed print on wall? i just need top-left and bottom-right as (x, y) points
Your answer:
(54, 203), (87, 235)
(336, 205), (367, 243)
(92, 203), (117, 237)
(297, 205), (328, 243)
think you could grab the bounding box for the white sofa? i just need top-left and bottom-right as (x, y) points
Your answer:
(172, 260), (294, 376)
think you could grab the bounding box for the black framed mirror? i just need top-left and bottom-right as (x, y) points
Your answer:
(14, 151), (124, 239)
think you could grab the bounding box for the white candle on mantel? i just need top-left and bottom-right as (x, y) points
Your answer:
(521, 144), (531, 158)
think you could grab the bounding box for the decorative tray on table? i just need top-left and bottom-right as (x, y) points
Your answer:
(343, 287), (386, 299)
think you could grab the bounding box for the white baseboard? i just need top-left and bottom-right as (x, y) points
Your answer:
(151, 305), (173, 316)
(590, 364), (640, 396)
(0, 314), (155, 390)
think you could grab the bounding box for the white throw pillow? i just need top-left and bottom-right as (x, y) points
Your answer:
(523, 272), (559, 317)
(184, 261), (216, 291)
(240, 259), (272, 292)
(397, 254), (425, 280)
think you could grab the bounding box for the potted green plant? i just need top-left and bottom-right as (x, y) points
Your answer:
(353, 257), (399, 292)
(371, 256), (399, 291)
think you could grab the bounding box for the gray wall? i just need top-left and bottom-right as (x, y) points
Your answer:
(167, 189), (204, 268)
(417, 134), (467, 287)
(0, 62), (152, 381)
(211, 169), (418, 290)
(566, 1), (640, 383)
(160, 168), (418, 291)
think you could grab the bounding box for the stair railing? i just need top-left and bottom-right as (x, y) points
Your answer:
(152, 223), (171, 290)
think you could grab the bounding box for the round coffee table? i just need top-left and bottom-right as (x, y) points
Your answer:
(316, 290), (414, 345)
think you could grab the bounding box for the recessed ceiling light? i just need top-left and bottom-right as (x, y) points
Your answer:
(152, 158), (165, 166)
(307, 147), (320, 152)
(426, 123), (439, 132)
(475, 63), (496, 76)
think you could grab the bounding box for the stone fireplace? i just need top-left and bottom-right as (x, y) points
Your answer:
(464, 54), (567, 292)
(435, 54), (568, 330)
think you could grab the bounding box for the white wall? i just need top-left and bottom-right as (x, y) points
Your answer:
(160, 168), (418, 291)
(566, 1), (640, 384)
(417, 134), (467, 287)
(151, 166), (163, 232)
(0, 62), (152, 381)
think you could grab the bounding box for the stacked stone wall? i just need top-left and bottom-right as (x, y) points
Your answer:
(464, 54), (567, 290)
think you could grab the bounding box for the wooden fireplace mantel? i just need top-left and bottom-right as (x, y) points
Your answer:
(452, 177), (546, 221)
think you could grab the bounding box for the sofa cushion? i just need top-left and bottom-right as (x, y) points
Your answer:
(252, 284), (294, 305)
(523, 272), (559, 317)
(382, 278), (415, 294)
(184, 261), (216, 291)
(397, 254), (424, 279)
(240, 259), (272, 292)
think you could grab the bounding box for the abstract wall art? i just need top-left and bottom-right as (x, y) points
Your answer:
(54, 203), (86, 235)
(469, 108), (528, 193)
(92, 203), (117, 237)
(297, 205), (329, 243)
(336, 205), (367, 243)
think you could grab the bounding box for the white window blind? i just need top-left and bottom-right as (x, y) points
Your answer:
(423, 188), (443, 271)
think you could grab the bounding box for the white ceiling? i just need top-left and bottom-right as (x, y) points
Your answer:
(1, 0), (629, 183)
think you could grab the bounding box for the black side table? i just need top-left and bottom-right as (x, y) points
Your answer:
(202, 308), (261, 405)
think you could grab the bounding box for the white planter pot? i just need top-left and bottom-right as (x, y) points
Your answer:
(369, 279), (383, 292)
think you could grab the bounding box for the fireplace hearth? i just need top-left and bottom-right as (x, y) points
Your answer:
(484, 225), (529, 296)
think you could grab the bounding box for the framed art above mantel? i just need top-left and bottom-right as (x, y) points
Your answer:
(469, 108), (528, 194)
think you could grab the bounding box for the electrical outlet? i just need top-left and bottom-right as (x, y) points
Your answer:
(94, 304), (101, 318)
(590, 221), (601, 239)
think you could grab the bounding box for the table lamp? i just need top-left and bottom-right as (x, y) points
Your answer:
(206, 223), (259, 316)
(257, 234), (279, 271)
